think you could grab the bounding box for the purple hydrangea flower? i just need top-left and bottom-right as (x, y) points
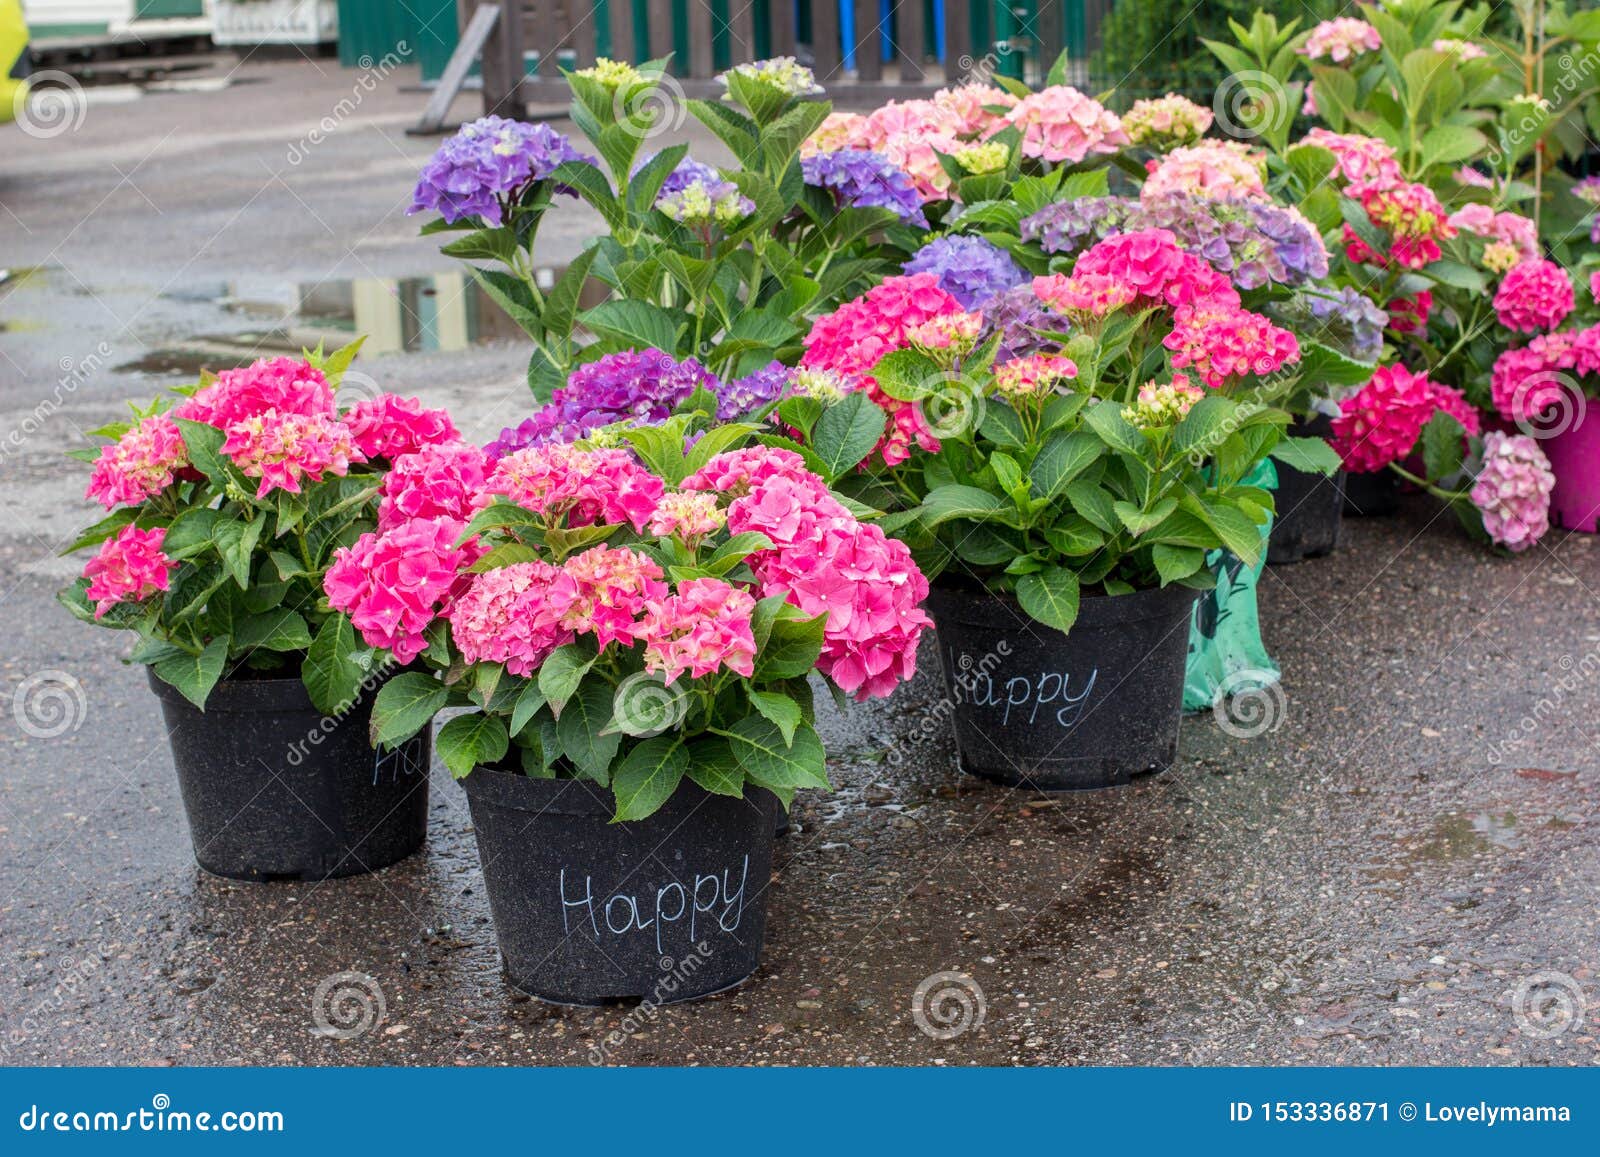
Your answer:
(902, 235), (1027, 310)
(717, 361), (793, 420)
(978, 283), (1064, 364)
(1301, 286), (1387, 364)
(654, 158), (755, 226)
(801, 149), (928, 227)
(484, 350), (718, 456)
(1019, 197), (1129, 254)
(410, 116), (593, 226)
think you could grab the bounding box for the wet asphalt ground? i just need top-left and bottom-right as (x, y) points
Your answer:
(2, 57), (1598, 1067)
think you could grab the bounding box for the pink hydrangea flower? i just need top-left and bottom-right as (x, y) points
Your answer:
(1300, 129), (1402, 186)
(1330, 364), (1445, 472)
(1162, 303), (1300, 388)
(991, 353), (1079, 399)
(648, 491), (727, 543)
(324, 515), (482, 662)
(801, 273), (964, 466)
(543, 544), (668, 650)
(1071, 229), (1240, 310)
(682, 445), (828, 500)
(1471, 431), (1554, 551)
(82, 525), (175, 619)
(802, 111), (871, 156)
(342, 394), (458, 461)
(221, 410), (363, 498)
(478, 443), (664, 532)
(1489, 328), (1600, 421)
(447, 559), (573, 677)
(1301, 82), (1318, 118)
(1386, 290), (1432, 335)
(859, 98), (966, 146)
(1141, 141), (1266, 202)
(85, 415), (189, 509)
(1591, 270), (1600, 304)
(930, 84), (1018, 136)
(993, 85), (1128, 165)
(1033, 272), (1138, 318)
(1494, 259), (1575, 334)
(633, 577), (758, 683)
(1122, 94), (1213, 149)
(1430, 382), (1483, 437)
(174, 357), (335, 429)
(378, 441), (489, 530)
(878, 129), (962, 202)
(1447, 204), (1539, 266)
(1433, 38), (1487, 60)
(1301, 18), (1382, 62)
(1343, 180), (1456, 269)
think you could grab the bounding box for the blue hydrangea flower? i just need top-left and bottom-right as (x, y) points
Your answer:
(1019, 197), (1129, 254)
(1302, 286), (1387, 364)
(978, 284), (1064, 364)
(410, 116), (593, 225)
(801, 149), (928, 228)
(902, 234), (1027, 310)
(717, 361), (793, 420)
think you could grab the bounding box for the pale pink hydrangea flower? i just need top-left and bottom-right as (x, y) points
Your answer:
(993, 85), (1128, 165)
(801, 111), (871, 157)
(1300, 128), (1402, 186)
(878, 129), (962, 201)
(1447, 204), (1540, 266)
(1122, 94), (1213, 149)
(633, 577), (757, 682)
(85, 414), (190, 509)
(82, 525), (176, 619)
(1433, 38), (1487, 60)
(1471, 431), (1554, 552)
(543, 544), (668, 650)
(1142, 141), (1266, 202)
(1301, 18), (1382, 62)
(648, 491), (727, 543)
(1033, 272), (1138, 319)
(221, 410), (363, 498)
(929, 84), (1018, 137)
(992, 353), (1079, 399)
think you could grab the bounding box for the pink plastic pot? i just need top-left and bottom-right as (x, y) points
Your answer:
(1543, 407), (1600, 533)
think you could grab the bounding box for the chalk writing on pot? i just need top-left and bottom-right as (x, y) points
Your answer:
(946, 644), (1099, 728)
(560, 857), (750, 955)
(371, 735), (428, 786)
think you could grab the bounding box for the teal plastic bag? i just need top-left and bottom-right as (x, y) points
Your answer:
(1184, 459), (1281, 711)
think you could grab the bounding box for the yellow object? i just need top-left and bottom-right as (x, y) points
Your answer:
(0, 0), (30, 127)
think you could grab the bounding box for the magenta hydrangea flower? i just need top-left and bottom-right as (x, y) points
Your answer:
(1163, 302), (1300, 388)
(82, 525), (176, 619)
(174, 357), (335, 430)
(221, 410), (363, 498)
(543, 544), (669, 651)
(377, 441), (490, 530)
(447, 560), (573, 677)
(633, 577), (758, 683)
(1471, 431), (1555, 551)
(479, 443), (664, 532)
(1330, 364), (1449, 473)
(85, 415), (190, 509)
(324, 515), (482, 663)
(902, 235), (1026, 309)
(342, 394), (458, 462)
(409, 116), (592, 225)
(1494, 259), (1575, 334)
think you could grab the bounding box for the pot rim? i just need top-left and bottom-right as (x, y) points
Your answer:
(458, 762), (774, 821)
(927, 578), (1198, 633)
(145, 665), (317, 714)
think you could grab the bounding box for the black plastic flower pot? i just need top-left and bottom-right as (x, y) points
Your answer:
(1267, 419), (1344, 564)
(148, 668), (431, 882)
(1341, 469), (1400, 517)
(927, 583), (1198, 791)
(459, 767), (777, 1006)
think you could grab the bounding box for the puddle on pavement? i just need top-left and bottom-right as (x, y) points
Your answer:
(116, 271), (604, 379)
(1360, 810), (1532, 890)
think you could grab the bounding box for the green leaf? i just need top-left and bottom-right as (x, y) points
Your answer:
(370, 672), (448, 747)
(60, 507), (140, 556)
(610, 735), (689, 821)
(213, 517), (266, 589)
(1421, 410), (1467, 483)
(151, 638), (230, 710)
(578, 299), (682, 351)
(557, 682), (622, 782)
(748, 689), (802, 747)
(917, 484), (1011, 527)
(684, 736), (747, 798)
(755, 612), (826, 680)
(810, 391), (887, 481)
(303, 615), (367, 715)
(1152, 543), (1205, 586)
(725, 716), (829, 792)
(1172, 395), (1239, 460)
(1297, 341), (1377, 389)
(1114, 496), (1179, 537)
(173, 418), (229, 484)
(1271, 435), (1343, 477)
(1015, 566), (1080, 632)
(538, 643), (596, 718)
(437, 712), (509, 778)
(232, 609), (312, 654)
(1083, 399), (1147, 457)
(1063, 480), (1118, 534)
(1029, 431), (1103, 501)
(509, 681), (547, 737)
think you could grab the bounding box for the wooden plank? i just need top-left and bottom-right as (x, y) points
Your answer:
(770, 0), (796, 58)
(1035, 0), (1064, 77)
(893, 0), (923, 83)
(853, 0), (880, 81)
(571, 0), (598, 67)
(611, 0), (635, 63)
(482, 0), (526, 115)
(687, 0), (714, 77)
(517, 74), (947, 102)
(728, 1), (756, 64)
(411, 2), (504, 134)
(945, 0), (972, 83)
(811, 0), (840, 80)
(646, 0), (673, 67)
